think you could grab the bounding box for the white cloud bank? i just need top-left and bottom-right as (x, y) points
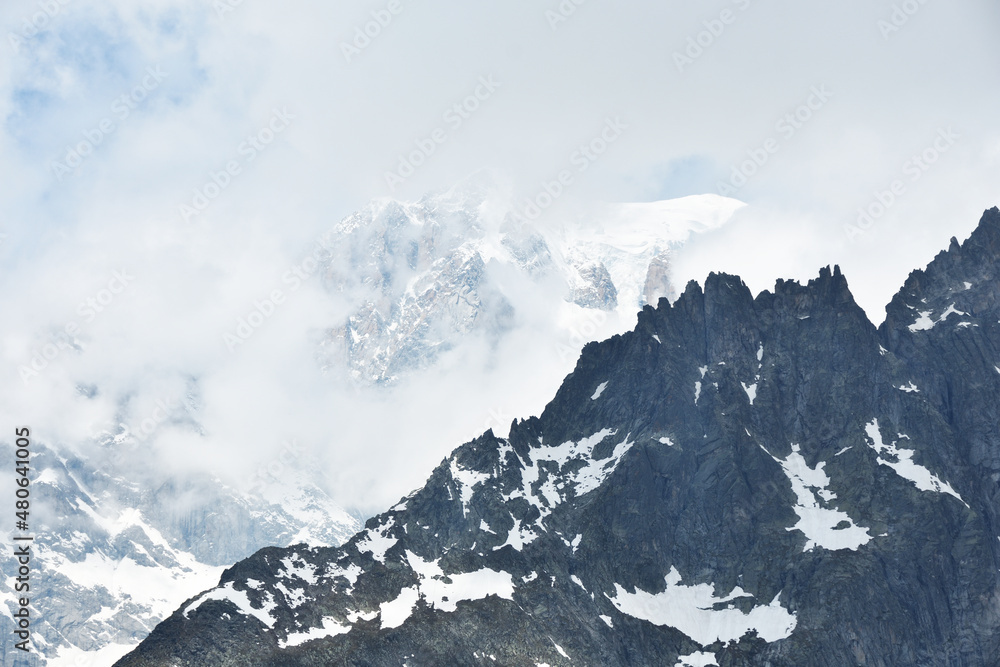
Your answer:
(0, 0), (998, 512)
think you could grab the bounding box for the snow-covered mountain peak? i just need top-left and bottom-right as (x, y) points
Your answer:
(319, 181), (744, 384)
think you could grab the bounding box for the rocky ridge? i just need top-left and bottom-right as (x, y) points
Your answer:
(317, 177), (744, 384)
(0, 437), (359, 666)
(119, 209), (1000, 666)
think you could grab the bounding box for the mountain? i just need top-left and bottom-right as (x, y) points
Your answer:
(116, 207), (1000, 666)
(0, 436), (360, 666)
(316, 175), (745, 384)
(0, 183), (740, 666)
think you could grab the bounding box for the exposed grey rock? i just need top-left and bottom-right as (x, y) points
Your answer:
(325, 241), (515, 384)
(315, 177), (738, 385)
(0, 182), (742, 665)
(499, 217), (553, 278)
(116, 209), (1000, 666)
(567, 254), (618, 311)
(0, 437), (359, 666)
(643, 253), (673, 305)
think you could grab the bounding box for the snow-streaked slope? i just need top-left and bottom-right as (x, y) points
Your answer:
(0, 439), (360, 666)
(608, 566), (796, 644)
(561, 195), (747, 317)
(318, 178), (743, 385)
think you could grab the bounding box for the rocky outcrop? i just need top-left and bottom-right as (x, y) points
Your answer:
(316, 177), (743, 384)
(0, 438), (359, 666)
(567, 255), (618, 310)
(118, 209), (1000, 666)
(643, 253), (673, 305)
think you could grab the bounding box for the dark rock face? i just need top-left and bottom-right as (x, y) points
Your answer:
(118, 209), (1000, 667)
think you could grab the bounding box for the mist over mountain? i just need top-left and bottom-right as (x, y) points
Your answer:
(4, 3), (999, 666)
(117, 209), (1000, 665)
(0, 435), (360, 666)
(0, 182), (738, 665)
(313, 174), (744, 384)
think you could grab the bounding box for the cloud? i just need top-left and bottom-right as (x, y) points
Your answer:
(1, 0), (998, 512)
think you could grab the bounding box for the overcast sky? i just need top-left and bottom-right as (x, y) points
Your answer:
(1, 0), (998, 512)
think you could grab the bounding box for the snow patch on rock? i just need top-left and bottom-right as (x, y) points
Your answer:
(356, 520), (398, 563)
(184, 582), (277, 628)
(675, 651), (719, 667)
(865, 420), (967, 507)
(909, 303), (968, 332)
(591, 382), (608, 400)
(450, 459), (490, 517)
(766, 444), (872, 551)
(380, 586), (420, 629)
(608, 567), (796, 644)
(279, 617), (351, 648)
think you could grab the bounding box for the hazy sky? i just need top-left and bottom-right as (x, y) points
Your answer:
(1, 0), (998, 512)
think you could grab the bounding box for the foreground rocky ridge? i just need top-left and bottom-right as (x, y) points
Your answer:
(0, 183), (737, 666)
(119, 209), (1000, 666)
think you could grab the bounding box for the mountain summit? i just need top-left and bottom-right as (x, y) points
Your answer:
(119, 208), (1000, 666)
(315, 175), (744, 384)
